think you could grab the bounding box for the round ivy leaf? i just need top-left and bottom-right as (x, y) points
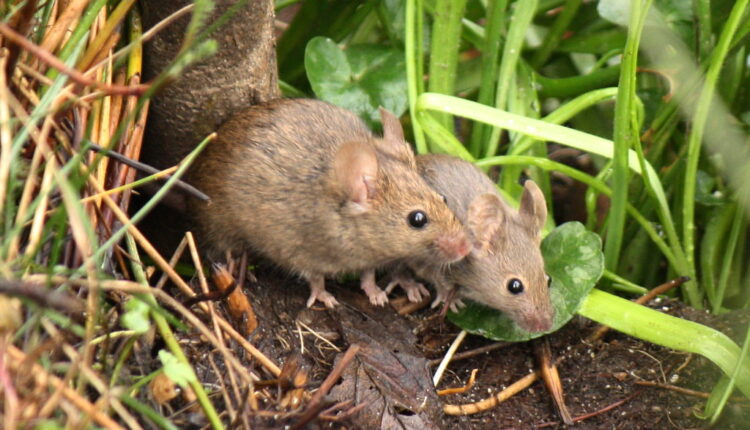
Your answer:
(304, 37), (408, 128)
(448, 221), (604, 342)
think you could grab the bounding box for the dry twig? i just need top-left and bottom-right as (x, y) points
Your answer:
(290, 344), (361, 430)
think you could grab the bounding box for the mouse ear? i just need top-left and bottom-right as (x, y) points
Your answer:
(380, 107), (405, 142)
(519, 180), (547, 233)
(332, 141), (379, 214)
(377, 108), (416, 163)
(467, 193), (505, 254)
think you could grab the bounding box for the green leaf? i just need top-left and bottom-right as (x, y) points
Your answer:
(448, 222), (604, 341)
(381, 0), (406, 42)
(158, 350), (197, 388)
(121, 298), (151, 334)
(305, 36), (408, 127)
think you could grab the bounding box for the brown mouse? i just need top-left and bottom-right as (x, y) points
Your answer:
(186, 99), (470, 308)
(389, 154), (554, 332)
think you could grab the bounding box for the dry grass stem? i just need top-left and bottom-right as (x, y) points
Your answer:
(443, 370), (540, 415)
(1, 23), (149, 95)
(7, 345), (127, 430)
(437, 369), (479, 396)
(0, 50), (12, 216)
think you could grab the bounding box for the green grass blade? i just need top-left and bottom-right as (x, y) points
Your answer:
(484, 0), (537, 158)
(417, 111), (475, 160)
(601, 269), (648, 295)
(713, 204), (744, 314)
(419, 92), (651, 171)
(535, 66), (621, 98)
(708, 315), (750, 423)
(529, 0), (582, 68)
(45, 0), (107, 81)
(699, 205), (736, 307)
(406, 0), (427, 153)
(468, 0), (507, 156)
(123, 237), (223, 430)
(682, 0), (750, 307)
(500, 87), (618, 190)
(694, 0), (712, 63)
(119, 394), (181, 430)
(86, 134), (214, 265)
(605, 0), (651, 272)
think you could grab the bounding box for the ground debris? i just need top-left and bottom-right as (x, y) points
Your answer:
(325, 289), (444, 429)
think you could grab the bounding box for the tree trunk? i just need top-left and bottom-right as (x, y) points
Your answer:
(141, 0), (279, 169)
(138, 0), (278, 253)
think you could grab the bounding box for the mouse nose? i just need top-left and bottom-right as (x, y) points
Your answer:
(437, 232), (471, 262)
(522, 313), (553, 333)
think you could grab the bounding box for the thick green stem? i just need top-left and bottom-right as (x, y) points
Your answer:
(468, 0), (507, 157)
(426, 0), (468, 139)
(604, 0), (651, 272)
(535, 66), (620, 98)
(579, 289), (750, 398)
(418, 111), (475, 160)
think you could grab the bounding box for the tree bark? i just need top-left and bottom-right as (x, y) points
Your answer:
(141, 0), (279, 169)
(137, 0), (278, 253)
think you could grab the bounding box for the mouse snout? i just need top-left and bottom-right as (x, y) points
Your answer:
(521, 312), (554, 333)
(436, 232), (471, 262)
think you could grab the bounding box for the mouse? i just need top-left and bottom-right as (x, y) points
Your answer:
(388, 154), (554, 332)
(185, 99), (471, 309)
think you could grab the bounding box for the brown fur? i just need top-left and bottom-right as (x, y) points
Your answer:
(186, 99), (469, 306)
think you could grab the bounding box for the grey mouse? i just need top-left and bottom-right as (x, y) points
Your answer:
(186, 99), (470, 308)
(389, 154), (554, 332)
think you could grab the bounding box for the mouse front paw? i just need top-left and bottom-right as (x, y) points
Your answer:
(431, 289), (449, 308)
(366, 288), (389, 306)
(448, 297), (466, 313)
(361, 280), (388, 306)
(360, 269), (388, 306)
(430, 285), (465, 313)
(385, 277), (430, 303)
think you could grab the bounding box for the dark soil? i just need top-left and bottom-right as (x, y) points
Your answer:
(165, 265), (750, 429)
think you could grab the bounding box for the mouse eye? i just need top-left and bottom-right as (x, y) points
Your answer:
(407, 210), (429, 229)
(507, 278), (524, 295)
(440, 194), (448, 204)
(546, 275), (552, 288)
